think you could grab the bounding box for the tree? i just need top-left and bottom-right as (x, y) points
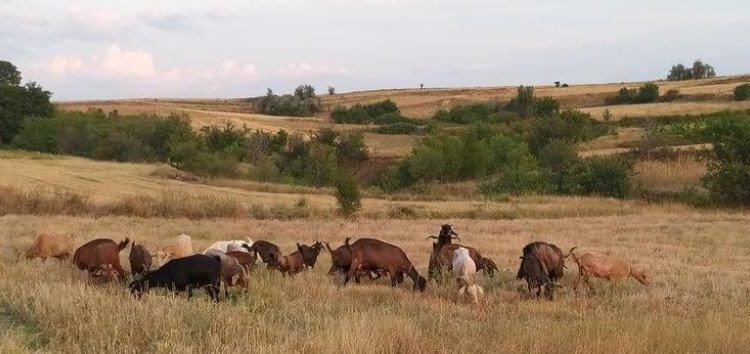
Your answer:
(667, 60), (716, 81)
(0, 61), (54, 144)
(702, 116), (750, 205)
(0, 61), (21, 86)
(335, 172), (362, 218)
(294, 84), (316, 100)
(328, 86), (335, 95)
(507, 85), (536, 118)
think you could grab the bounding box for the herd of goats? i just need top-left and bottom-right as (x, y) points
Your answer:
(23, 224), (651, 303)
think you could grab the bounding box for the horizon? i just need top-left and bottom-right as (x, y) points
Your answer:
(3, 0), (749, 100)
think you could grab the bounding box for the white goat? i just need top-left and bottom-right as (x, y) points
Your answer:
(452, 247), (484, 303)
(202, 238), (254, 254)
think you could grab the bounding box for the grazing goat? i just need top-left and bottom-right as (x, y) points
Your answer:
(226, 251), (256, 274)
(429, 243), (497, 280)
(520, 242), (576, 283)
(204, 249), (250, 296)
(297, 241), (325, 269)
(324, 241), (387, 283)
(275, 249), (306, 277)
(452, 247), (484, 303)
(344, 237), (426, 291)
(571, 251), (651, 293)
(245, 240), (280, 266)
(25, 233), (75, 260)
(73, 238), (130, 282)
(129, 242), (152, 276)
(129, 254), (222, 302)
(202, 238), (253, 254)
(517, 254), (554, 299)
(155, 234), (193, 266)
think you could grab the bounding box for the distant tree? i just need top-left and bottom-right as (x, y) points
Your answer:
(561, 83), (569, 88)
(554, 81), (561, 88)
(0, 60), (21, 86)
(328, 86), (335, 95)
(294, 84), (316, 100)
(667, 60), (716, 81)
(420, 83), (424, 89)
(0, 61), (53, 144)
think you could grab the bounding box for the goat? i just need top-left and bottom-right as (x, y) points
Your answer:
(570, 251), (651, 293)
(344, 237), (426, 292)
(129, 242), (152, 276)
(297, 241), (325, 269)
(275, 248), (305, 277)
(244, 240), (280, 266)
(25, 232), (75, 260)
(73, 238), (130, 282)
(155, 234), (193, 266)
(204, 249), (250, 296)
(452, 247), (484, 303)
(129, 254), (221, 302)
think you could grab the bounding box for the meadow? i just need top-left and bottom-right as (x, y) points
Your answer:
(2, 211), (750, 353)
(2, 76), (750, 353)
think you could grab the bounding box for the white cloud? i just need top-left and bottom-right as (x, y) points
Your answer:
(277, 62), (348, 78)
(97, 45), (157, 78)
(67, 4), (123, 32)
(45, 55), (84, 75)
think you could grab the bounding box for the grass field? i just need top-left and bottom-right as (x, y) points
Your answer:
(1, 210), (750, 353)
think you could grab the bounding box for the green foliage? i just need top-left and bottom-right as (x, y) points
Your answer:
(0, 60), (22, 86)
(734, 84), (750, 101)
(606, 83), (659, 104)
(334, 173), (362, 218)
(506, 86), (536, 118)
(0, 68), (54, 144)
(328, 86), (335, 95)
(667, 60), (716, 81)
(479, 165), (550, 196)
(432, 102), (516, 124)
(256, 87), (320, 117)
(525, 110), (610, 154)
(374, 122), (418, 134)
(702, 114), (750, 206)
(331, 99), (407, 124)
(561, 155), (633, 198)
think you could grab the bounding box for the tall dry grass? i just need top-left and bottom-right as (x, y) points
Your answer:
(633, 156), (707, 193)
(1, 213), (750, 352)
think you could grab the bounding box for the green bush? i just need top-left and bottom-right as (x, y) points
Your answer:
(331, 100), (405, 124)
(562, 155), (633, 198)
(0, 72), (54, 144)
(734, 84), (750, 101)
(525, 110), (609, 154)
(334, 173), (362, 218)
(374, 122), (418, 134)
(633, 83), (659, 103)
(702, 114), (750, 205)
(255, 87), (320, 117)
(479, 165), (550, 196)
(432, 102), (514, 124)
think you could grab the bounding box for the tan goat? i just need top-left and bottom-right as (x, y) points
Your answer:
(571, 251), (651, 293)
(25, 233), (75, 260)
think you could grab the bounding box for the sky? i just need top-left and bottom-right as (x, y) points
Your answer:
(1, 0), (749, 100)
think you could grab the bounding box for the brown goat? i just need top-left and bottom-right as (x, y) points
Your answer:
(128, 242), (152, 276)
(429, 243), (497, 280)
(226, 251), (257, 274)
(73, 238), (130, 282)
(245, 240), (281, 266)
(519, 242), (576, 283)
(571, 251), (651, 293)
(425, 224), (460, 247)
(323, 241), (388, 283)
(345, 237), (426, 291)
(297, 241), (325, 269)
(25, 232), (75, 260)
(275, 249), (305, 277)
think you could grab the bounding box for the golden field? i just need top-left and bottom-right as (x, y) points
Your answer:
(2, 210), (750, 353)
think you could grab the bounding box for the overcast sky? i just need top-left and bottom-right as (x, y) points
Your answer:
(2, 0), (748, 100)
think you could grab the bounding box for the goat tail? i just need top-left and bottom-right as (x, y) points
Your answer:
(323, 241), (335, 254)
(118, 238), (131, 252)
(344, 237), (352, 252)
(563, 246), (578, 259)
(569, 248), (580, 267)
(425, 235), (438, 241)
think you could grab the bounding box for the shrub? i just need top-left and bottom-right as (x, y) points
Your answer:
(330, 100), (403, 124)
(335, 173), (362, 218)
(479, 165), (550, 196)
(525, 110), (609, 154)
(375, 122), (418, 134)
(734, 84), (750, 101)
(661, 89), (682, 102)
(255, 87), (320, 117)
(606, 87), (636, 105)
(562, 155), (633, 198)
(702, 114), (750, 205)
(533, 96), (560, 117)
(506, 86), (536, 118)
(432, 102), (513, 124)
(633, 83), (659, 103)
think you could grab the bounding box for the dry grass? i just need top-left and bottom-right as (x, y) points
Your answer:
(1, 153), (680, 220)
(580, 101), (750, 121)
(634, 157), (707, 193)
(1, 211), (750, 352)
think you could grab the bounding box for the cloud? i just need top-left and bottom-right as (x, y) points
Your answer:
(67, 4), (123, 32)
(138, 10), (193, 30)
(97, 45), (157, 78)
(277, 62), (348, 78)
(45, 55), (84, 75)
